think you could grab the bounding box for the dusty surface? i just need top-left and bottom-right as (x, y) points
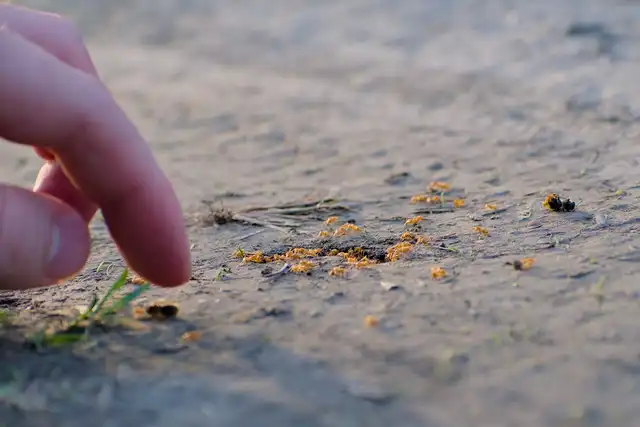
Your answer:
(3, 0), (640, 426)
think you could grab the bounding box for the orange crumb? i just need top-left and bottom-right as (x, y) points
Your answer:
(232, 248), (245, 258)
(415, 235), (429, 244)
(412, 194), (441, 204)
(453, 199), (465, 208)
(428, 181), (451, 192)
(348, 256), (378, 269)
(286, 248), (322, 259)
(132, 307), (147, 319)
(334, 223), (362, 236)
(410, 194), (429, 204)
(181, 331), (203, 342)
(129, 276), (146, 285)
(405, 216), (424, 226)
(243, 251), (268, 263)
(329, 267), (347, 277)
(484, 203), (497, 211)
(431, 266), (447, 280)
(325, 216), (339, 225)
(363, 315), (379, 328)
(519, 257), (535, 271)
(318, 230), (331, 238)
(401, 232), (416, 241)
(290, 260), (315, 273)
(473, 226), (489, 237)
(386, 242), (414, 262)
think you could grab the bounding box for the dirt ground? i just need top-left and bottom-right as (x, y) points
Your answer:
(3, 0), (640, 426)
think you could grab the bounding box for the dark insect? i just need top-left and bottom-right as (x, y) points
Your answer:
(561, 198), (576, 212)
(146, 300), (179, 320)
(543, 193), (576, 212)
(511, 260), (523, 270)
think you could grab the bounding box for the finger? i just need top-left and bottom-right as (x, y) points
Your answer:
(34, 147), (57, 161)
(0, 184), (90, 290)
(0, 3), (98, 75)
(0, 28), (191, 286)
(0, 4), (101, 168)
(34, 162), (97, 222)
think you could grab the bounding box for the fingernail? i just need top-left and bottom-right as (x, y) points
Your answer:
(46, 212), (89, 280)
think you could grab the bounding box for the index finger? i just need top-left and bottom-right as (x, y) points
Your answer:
(0, 27), (191, 286)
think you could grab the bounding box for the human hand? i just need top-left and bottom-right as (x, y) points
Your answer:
(0, 4), (191, 289)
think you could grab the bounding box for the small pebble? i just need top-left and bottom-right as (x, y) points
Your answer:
(380, 281), (401, 291)
(594, 213), (609, 227)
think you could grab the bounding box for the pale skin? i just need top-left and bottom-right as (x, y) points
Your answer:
(0, 4), (191, 289)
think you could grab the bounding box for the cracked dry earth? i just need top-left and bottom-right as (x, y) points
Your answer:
(3, 0), (640, 426)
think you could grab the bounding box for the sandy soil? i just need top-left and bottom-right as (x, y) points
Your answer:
(3, 0), (640, 426)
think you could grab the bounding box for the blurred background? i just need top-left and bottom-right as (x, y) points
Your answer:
(6, 0), (640, 209)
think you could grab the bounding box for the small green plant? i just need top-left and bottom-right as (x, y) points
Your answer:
(28, 268), (150, 349)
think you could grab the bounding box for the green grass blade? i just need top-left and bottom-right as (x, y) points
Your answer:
(91, 268), (129, 315)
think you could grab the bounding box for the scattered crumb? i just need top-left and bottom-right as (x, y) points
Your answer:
(431, 267), (447, 280)
(318, 230), (331, 238)
(129, 276), (146, 285)
(334, 223), (362, 236)
(347, 256), (378, 269)
(363, 315), (379, 328)
(401, 231), (416, 241)
(243, 251), (268, 263)
(181, 331), (203, 342)
(453, 199), (465, 208)
(232, 248), (245, 258)
(405, 216), (424, 226)
(428, 181), (451, 192)
(400, 232), (429, 244)
(386, 242), (414, 262)
(329, 267), (347, 277)
(290, 260), (316, 273)
(473, 226), (489, 237)
(325, 216), (339, 225)
(507, 257), (535, 271)
(415, 236), (429, 244)
(485, 203), (497, 211)
(410, 194), (441, 204)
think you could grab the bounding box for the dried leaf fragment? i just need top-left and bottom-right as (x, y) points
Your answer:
(484, 203), (497, 211)
(431, 267), (447, 280)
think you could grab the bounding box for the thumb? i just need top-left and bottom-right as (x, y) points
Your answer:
(0, 184), (90, 289)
